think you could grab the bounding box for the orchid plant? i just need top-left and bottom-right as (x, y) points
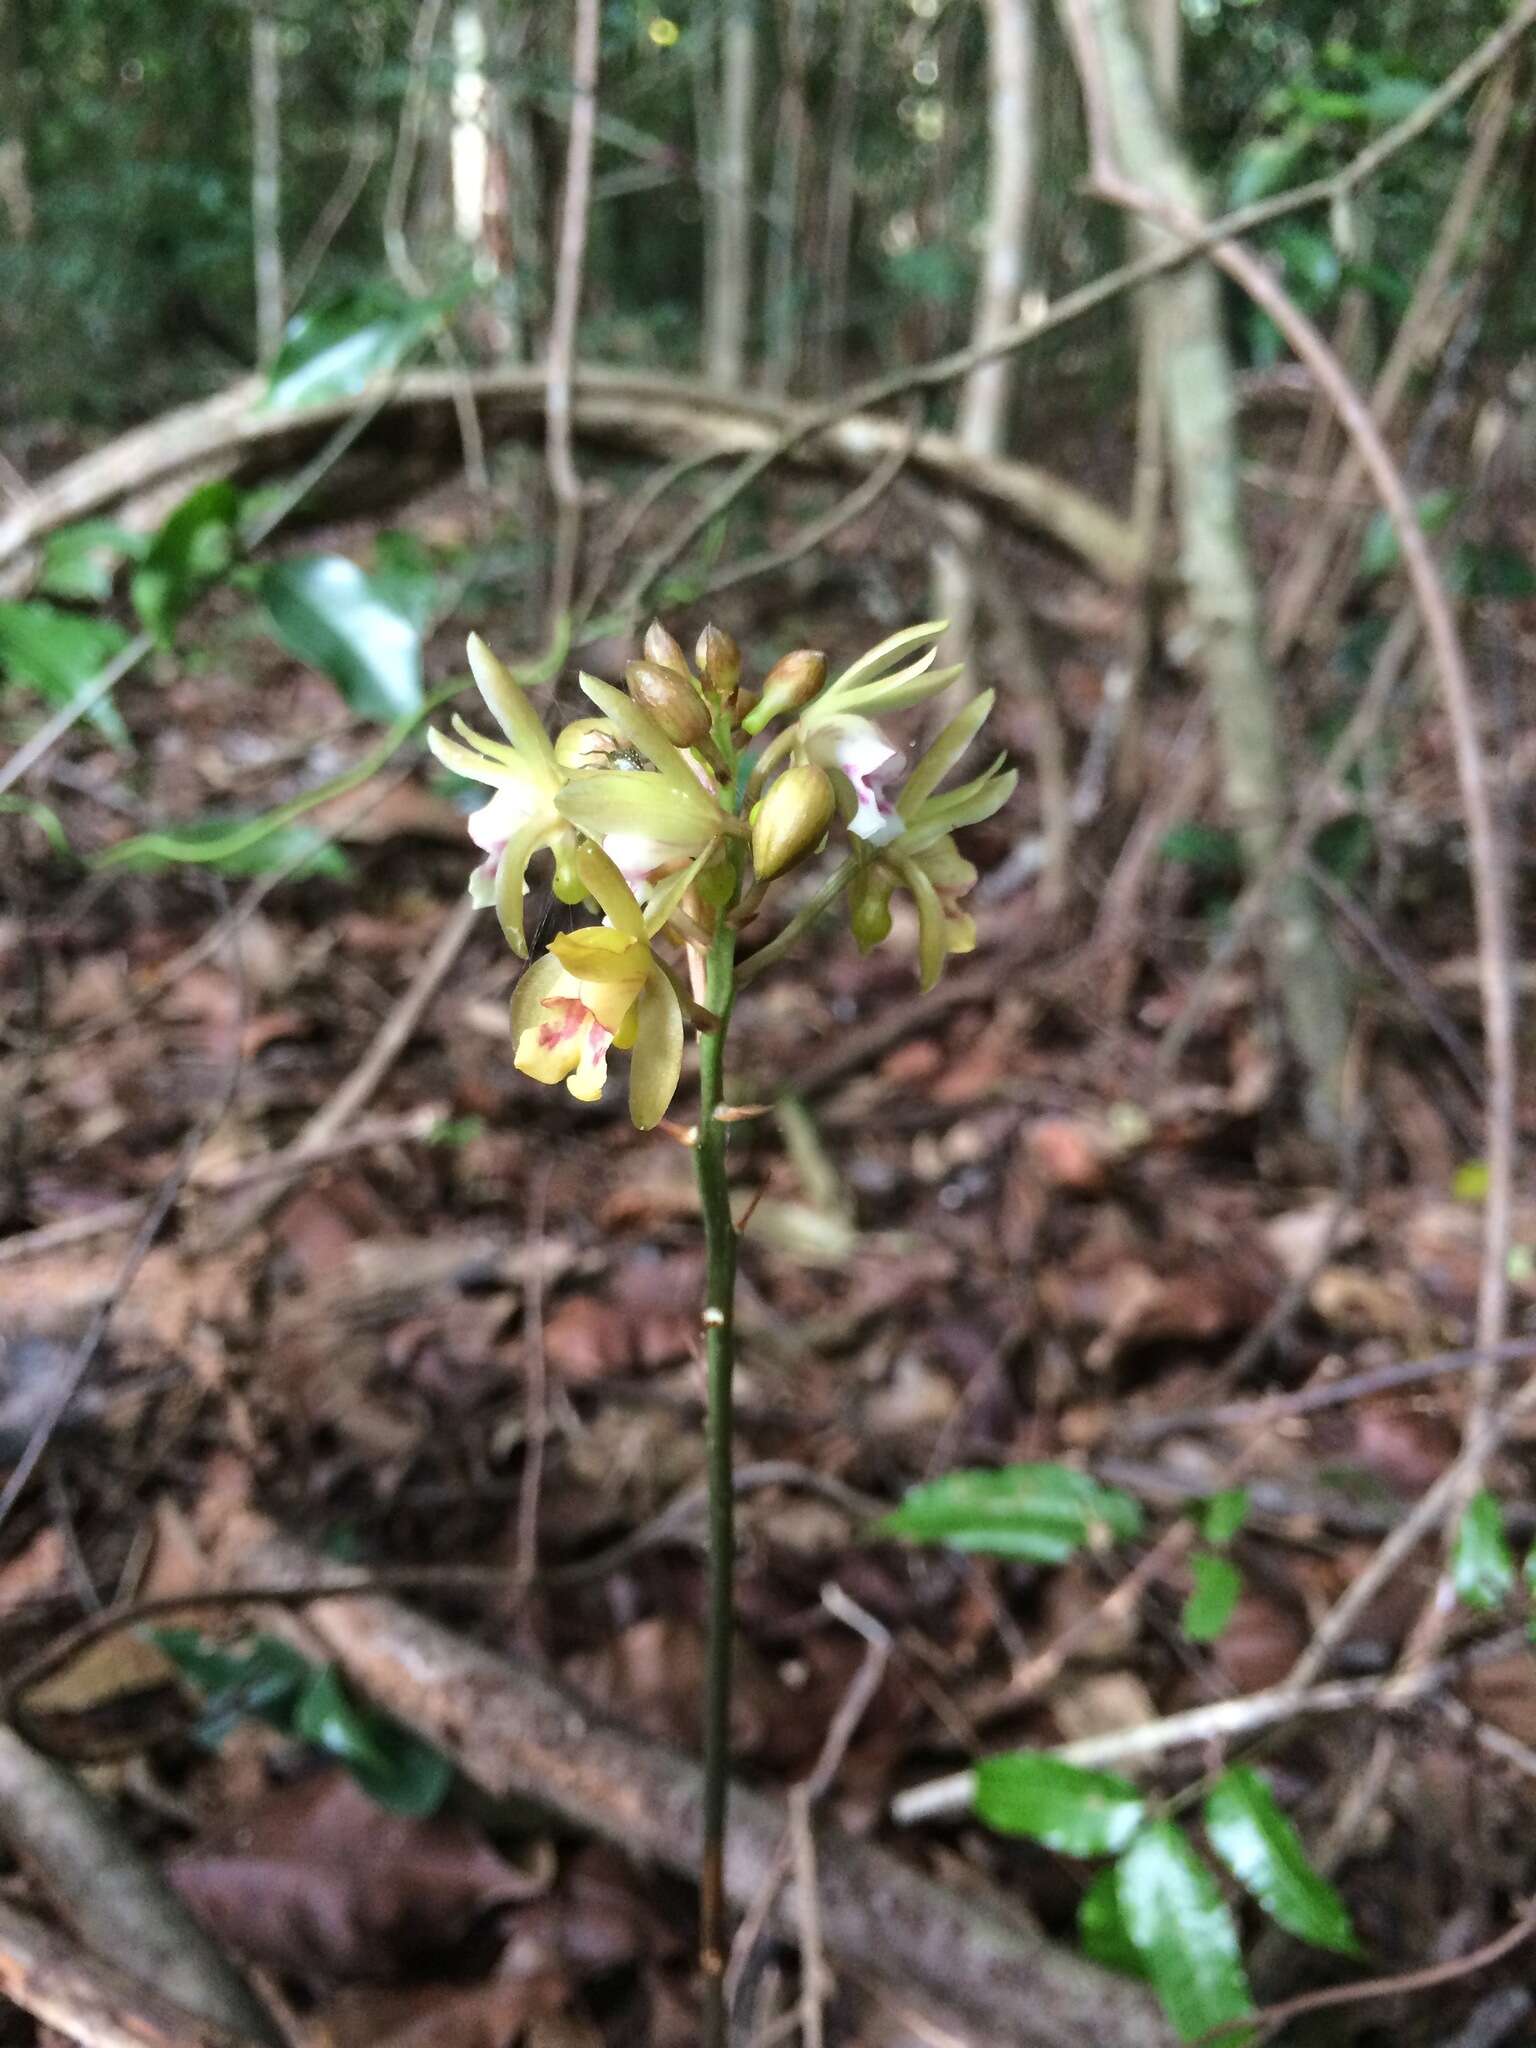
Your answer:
(435, 618), (1012, 2042)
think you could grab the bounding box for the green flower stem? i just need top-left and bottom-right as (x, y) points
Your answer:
(695, 903), (739, 2048)
(735, 856), (858, 988)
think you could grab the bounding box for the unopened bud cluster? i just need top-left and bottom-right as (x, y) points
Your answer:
(430, 620), (1013, 1129)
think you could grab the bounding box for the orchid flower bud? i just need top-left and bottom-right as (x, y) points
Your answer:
(751, 763), (835, 881)
(741, 649), (826, 734)
(624, 659), (714, 748)
(696, 622), (741, 698)
(644, 618), (691, 677)
(848, 866), (895, 951)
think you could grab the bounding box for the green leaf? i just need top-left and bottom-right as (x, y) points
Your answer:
(130, 482), (241, 644)
(1227, 131), (1308, 208)
(39, 519), (145, 602)
(1182, 1554), (1243, 1643)
(1453, 1489), (1514, 1612)
(1449, 541), (1536, 602)
(0, 600), (132, 746)
(878, 1464), (1142, 1563)
(1201, 1488), (1250, 1548)
(1205, 1767), (1362, 1957)
(100, 817), (350, 878)
(153, 1628), (311, 1741)
(1078, 1867), (1148, 1977)
(1159, 821), (1242, 876)
(294, 1665), (451, 1818)
(1115, 1825), (1255, 2045)
(260, 556), (423, 720)
(264, 287), (451, 410)
(975, 1754), (1145, 1856)
(0, 795), (74, 860)
(1361, 75), (1432, 124)
(1453, 1160), (1490, 1202)
(1359, 488), (1457, 580)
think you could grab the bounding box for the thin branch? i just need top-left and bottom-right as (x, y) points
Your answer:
(545, 0), (600, 624)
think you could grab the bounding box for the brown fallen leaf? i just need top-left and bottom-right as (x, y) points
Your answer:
(170, 1771), (549, 1983)
(310, 1973), (567, 2048)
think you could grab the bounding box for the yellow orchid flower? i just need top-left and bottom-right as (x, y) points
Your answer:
(428, 634), (577, 956)
(510, 843), (686, 1129)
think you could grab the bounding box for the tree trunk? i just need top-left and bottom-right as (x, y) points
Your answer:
(934, 0), (1039, 713)
(545, 0), (601, 622)
(809, 0), (870, 394)
(762, 0), (815, 398)
(249, 3), (284, 365)
(703, 0), (757, 386)
(1059, 0), (1352, 1138)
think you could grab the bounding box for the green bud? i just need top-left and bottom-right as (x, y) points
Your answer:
(696, 622), (741, 698)
(624, 659), (713, 747)
(555, 717), (622, 772)
(553, 840), (587, 904)
(849, 868), (894, 951)
(741, 649), (827, 734)
(644, 618), (691, 677)
(751, 763), (836, 881)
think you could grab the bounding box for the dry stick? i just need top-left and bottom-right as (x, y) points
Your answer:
(1114, 1334), (1536, 1445)
(545, 0), (600, 626)
(0, 1728), (280, 2046)
(203, 1515), (1173, 2048)
(0, 1897), (267, 2048)
(1267, 63), (1519, 661)
(619, 0), (1536, 614)
(204, 893), (478, 1247)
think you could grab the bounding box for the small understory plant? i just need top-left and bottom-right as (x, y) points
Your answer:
(437, 617), (1012, 2042)
(886, 1465), (1363, 2042)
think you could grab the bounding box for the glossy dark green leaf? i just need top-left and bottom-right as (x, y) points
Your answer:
(1201, 1489), (1250, 1548)
(1449, 542), (1536, 602)
(1453, 1489), (1514, 1612)
(294, 1666), (451, 1817)
(1160, 821), (1242, 877)
(264, 288), (448, 410)
(39, 519), (144, 602)
(130, 482), (241, 643)
(0, 600), (131, 746)
(1078, 1867), (1148, 1977)
(878, 1464), (1142, 1563)
(1115, 1825), (1254, 2045)
(260, 555), (423, 720)
(975, 1754), (1145, 1856)
(1205, 1767), (1362, 1957)
(153, 1627), (312, 1744)
(1182, 1553), (1243, 1643)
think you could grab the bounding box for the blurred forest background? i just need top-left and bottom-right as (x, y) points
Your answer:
(3, 2), (1536, 2046)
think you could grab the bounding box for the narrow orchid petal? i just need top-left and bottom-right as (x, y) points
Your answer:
(914, 759), (1017, 834)
(467, 634), (560, 780)
(557, 771), (724, 850)
(449, 713), (522, 768)
(823, 621), (946, 704)
(899, 691), (995, 818)
(642, 845), (714, 937)
(629, 970), (684, 1130)
(575, 840), (648, 940)
(898, 855), (948, 992)
(509, 952), (566, 1041)
(427, 724), (523, 787)
(837, 660), (964, 718)
(493, 810), (554, 956)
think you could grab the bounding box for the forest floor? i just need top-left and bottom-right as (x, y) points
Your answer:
(2, 437), (1535, 2048)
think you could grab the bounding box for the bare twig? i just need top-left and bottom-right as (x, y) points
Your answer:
(545, 0), (600, 624)
(1200, 1898), (1536, 2046)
